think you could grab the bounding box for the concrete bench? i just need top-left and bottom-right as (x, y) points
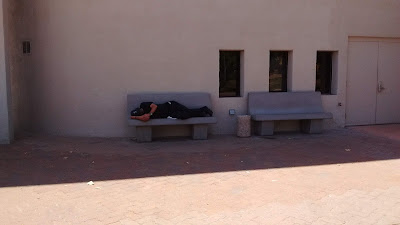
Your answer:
(248, 92), (333, 135)
(127, 92), (217, 142)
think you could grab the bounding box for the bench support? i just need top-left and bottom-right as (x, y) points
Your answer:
(300, 119), (323, 134)
(255, 121), (274, 136)
(136, 126), (152, 142)
(192, 124), (208, 140)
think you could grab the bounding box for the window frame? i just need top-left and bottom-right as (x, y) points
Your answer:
(219, 50), (243, 98)
(269, 51), (289, 92)
(316, 51), (334, 95)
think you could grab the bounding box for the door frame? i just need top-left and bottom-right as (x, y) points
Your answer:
(346, 37), (400, 126)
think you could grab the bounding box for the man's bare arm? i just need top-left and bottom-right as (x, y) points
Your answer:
(149, 103), (157, 115)
(131, 114), (150, 122)
(130, 103), (157, 122)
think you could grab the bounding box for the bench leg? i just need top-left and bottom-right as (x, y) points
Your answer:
(301, 119), (323, 134)
(255, 121), (274, 136)
(136, 126), (152, 142)
(192, 124), (208, 140)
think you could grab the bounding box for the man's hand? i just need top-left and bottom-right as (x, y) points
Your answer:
(131, 114), (151, 122)
(142, 114), (151, 121)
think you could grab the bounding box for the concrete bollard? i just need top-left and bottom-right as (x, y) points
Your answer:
(237, 115), (251, 137)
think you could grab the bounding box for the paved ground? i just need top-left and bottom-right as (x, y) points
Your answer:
(0, 125), (400, 225)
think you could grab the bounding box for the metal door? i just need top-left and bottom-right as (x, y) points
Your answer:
(346, 41), (378, 125)
(346, 40), (400, 125)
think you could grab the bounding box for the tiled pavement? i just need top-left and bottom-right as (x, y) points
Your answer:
(0, 126), (400, 224)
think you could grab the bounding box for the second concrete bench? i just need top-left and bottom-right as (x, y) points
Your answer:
(248, 91), (333, 135)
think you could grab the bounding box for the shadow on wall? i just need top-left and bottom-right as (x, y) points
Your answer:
(0, 128), (400, 188)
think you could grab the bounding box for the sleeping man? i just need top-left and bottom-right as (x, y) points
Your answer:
(131, 101), (213, 122)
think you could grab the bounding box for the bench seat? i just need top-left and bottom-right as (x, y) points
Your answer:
(127, 92), (217, 142)
(128, 117), (217, 126)
(252, 112), (332, 121)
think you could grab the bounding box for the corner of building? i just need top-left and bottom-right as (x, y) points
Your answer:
(0, 0), (14, 145)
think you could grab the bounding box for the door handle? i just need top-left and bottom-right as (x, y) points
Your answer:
(378, 81), (385, 93)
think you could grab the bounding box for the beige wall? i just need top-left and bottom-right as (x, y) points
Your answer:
(22, 0), (400, 137)
(3, 0), (32, 138)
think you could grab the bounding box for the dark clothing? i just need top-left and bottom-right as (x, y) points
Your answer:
(140, 102), (169, 119)
(140, 101), (212, 120)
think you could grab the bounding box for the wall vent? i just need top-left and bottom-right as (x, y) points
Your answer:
(22, 41), (31, 54)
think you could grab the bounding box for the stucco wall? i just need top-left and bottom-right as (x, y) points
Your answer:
(25, 0), (400, 137)
(3, 0), (32, 138)
(0, 0), (13, 144)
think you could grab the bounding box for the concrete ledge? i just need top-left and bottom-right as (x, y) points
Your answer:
(252, 112), (332, 121)
(128, 117), (217, 127)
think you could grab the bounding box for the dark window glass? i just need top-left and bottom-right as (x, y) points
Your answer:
(22, 41), (31, 54)
(219, 51), (241, 97)
(316, 52), (332, 94)
(269, 51), (288, 92)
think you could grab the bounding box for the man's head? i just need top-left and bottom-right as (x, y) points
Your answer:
(131, 107), (144, 117)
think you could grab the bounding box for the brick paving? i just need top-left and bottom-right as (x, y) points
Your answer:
(0, 126), (400, 224)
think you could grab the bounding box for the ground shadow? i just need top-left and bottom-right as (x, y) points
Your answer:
(0, 128), (399, 187)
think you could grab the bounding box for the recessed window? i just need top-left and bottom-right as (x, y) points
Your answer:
(219, 51), (241, 97)
(316, 51), (333, 94)
(269, 51), (288, 92)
